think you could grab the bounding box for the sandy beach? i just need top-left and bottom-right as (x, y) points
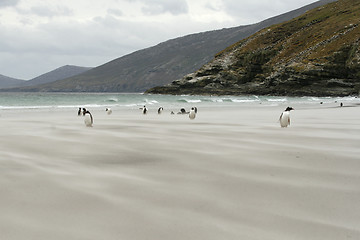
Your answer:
(0, 103), (359, 240)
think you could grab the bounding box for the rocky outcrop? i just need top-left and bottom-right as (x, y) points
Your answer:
(146, 0), (360, 96)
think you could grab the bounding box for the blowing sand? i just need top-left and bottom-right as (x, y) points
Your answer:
(0, 103), (359, 240)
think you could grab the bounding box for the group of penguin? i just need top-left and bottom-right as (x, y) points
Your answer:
(78, 106), (198, 127)
(78, 105), (294, 128)
(140, 106), (198, 120)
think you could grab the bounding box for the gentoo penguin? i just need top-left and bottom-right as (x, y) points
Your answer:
(142, 105), (148, 114)
(78, 107), (82, 116)
(279, 107), (294, 128)
(194, 107), (198, 114)
(158, 107), (164, 114)
(189, 107), (196, 120)
(106, 108), (112, 115)
(178, 108), (187, 114)
(82, 108), (87, 116)
(83, 110), (93, 127)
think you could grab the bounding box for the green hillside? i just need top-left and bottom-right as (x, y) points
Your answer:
(147, 0), (360, 96)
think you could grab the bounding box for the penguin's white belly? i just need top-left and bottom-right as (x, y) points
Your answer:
(84, 114), (93, 127)
(189, 111), (196, 120)
(280, 112), (290, 127)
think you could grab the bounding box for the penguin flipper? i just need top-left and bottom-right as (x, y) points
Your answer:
(279, 113), (283, 122)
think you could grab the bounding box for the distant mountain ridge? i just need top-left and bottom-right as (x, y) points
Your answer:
(0, 65), (92, 90)
(146, 0), (360, 96)
(19, 65), (92, 87)
(0, 75), (25, 89)
(5, 0), (336, 92)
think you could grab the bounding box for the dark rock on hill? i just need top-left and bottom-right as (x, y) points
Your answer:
(10, 0), (335, 92)
(146, 0), (360, 97)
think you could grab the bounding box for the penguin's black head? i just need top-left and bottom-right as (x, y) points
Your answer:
(285, 107), (294, 111)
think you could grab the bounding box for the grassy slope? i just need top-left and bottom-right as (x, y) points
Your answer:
(148, 0), (360, 96)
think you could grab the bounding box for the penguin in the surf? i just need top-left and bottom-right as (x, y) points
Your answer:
(279, 107), (294, 128)
(106, 108), (112, 115)
(189, 107), (196, 120)
(83, 110), (93, 127)
(158, 107), (164, 114)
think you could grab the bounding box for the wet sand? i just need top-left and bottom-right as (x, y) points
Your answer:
(0, 103), (359, 240)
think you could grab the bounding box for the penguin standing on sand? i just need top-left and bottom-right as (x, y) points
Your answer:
(158, 107), (164, 114)
(279, 107), (294, 128)
(78, 107), (82, 116)
(142, 106), (148, 115)
(189, 107), (196, 120)
(106, 108), (112, 115)
(82, 108), (87, 116)
(83, 110), (93, 127)
(178, 108), (188, 114)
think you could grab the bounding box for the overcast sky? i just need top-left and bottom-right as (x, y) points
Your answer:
(0, 0), (319, 80)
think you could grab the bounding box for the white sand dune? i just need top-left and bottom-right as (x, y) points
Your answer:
(0, 104), (359, 240)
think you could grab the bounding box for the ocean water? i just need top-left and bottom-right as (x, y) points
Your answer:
(0, 92), (358, 111)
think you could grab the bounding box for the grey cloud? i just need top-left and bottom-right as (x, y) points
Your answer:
(222, 0), (277, 23)
(15, 4), (73, 18)
(222, 0), (317, 24)
(107, 8), (123, 17)
(205, 2), (220, 12)
(128, 0), (188, 15)
(30, 5), (73, 18)
(0, 0), (20, 8)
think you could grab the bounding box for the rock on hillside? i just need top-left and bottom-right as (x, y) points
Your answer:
(147, 0), (360, 97)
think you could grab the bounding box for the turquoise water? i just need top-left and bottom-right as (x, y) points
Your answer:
(0, 92), (358, 110)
